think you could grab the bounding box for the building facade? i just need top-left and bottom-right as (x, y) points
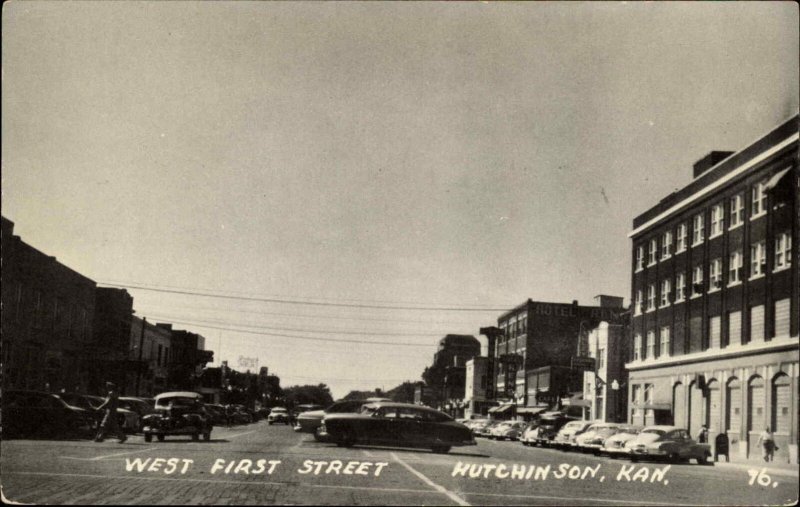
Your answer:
(627, 115), (799, 463)
(492, 297), (626, 408)
(2, 217), (96, 393)
(128, 317), (174, 396)
(582, 321), (629, 423)
(464, 356), (498, 419)
(89, 287), (134, 394)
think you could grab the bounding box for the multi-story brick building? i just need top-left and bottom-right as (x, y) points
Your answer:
(491, 296), (626, 411)
(2, 216), (96, 393)
(89, 287), (134, 394)
(582, 321), (629, 423)
(167, 327), (214, 391)
(128, 317), (173, 396)
(627, 114), (798, 463)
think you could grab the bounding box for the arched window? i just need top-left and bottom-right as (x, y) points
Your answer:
(673, 382), (685, 427)
(772, 373), (791, 433)
(726, 377), (741, 433)
(706, 379), (721, 434)
(747, 376), (765, 432)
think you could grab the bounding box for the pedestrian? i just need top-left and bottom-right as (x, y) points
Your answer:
(756, 427), (776, 462)
(94, 382), (127, 443)
(697, 425), (708, 444)
(225, 404), (234, 428)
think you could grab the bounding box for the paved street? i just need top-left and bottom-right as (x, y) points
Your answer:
(2, 421), (797, 506)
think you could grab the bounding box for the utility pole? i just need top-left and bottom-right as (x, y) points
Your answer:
(135, 317), (146, 396)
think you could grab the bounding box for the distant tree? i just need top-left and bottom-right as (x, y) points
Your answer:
(422, 363), (445, 389)
(386, 381), (420, 403)
(342, 389), (380, 401)
(283, 384), (334, 408)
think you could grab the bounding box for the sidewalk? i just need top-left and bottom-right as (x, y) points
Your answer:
(712, 458), (799, 477)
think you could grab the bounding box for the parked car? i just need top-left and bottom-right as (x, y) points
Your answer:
(142, 392), (213, 442)
(474, 420), (503, 438)
(519, 422), (541, 446)
(85, 394), (140, 433)
(553, 420), (594, 449)
(2, 390), (94, 439)
(624, 426), (712, 464)
(462, 418), (490, 433)
(229, 405), (253, 424)
(574, 422), (621, 453)
(267, 407), (290, 425)
(294, 400), (370, 438)
(489, 421), (527, 440)
(318, 401), (476, 454)
(601, 425), (643, 457)
(534, 412), (577, 447)
(118, 397), (155, 431)
(203, 404), (228, 425)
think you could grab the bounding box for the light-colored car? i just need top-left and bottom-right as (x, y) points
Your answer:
(294, 400), (373, 438)
(624, 426), (712, 465)
(85, 394), (141, 433)
(601, 425), (643, 456)
(490, 421), (527, 440)
(267, 407), (290, 425)
(474, 420), (502, 438)
(553, 420), (594, 449)
(574, 422), (621, 453)
(519, 422), (540, 446)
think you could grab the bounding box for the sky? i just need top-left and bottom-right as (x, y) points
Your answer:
(2, 1), (798, 399)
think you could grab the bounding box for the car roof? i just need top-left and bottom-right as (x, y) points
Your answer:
(643, 425), (680, 431)
(363, 402), (449, 416)
(154, 391), (203, 400)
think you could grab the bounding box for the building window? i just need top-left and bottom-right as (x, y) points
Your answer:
(692, 213), (705, 245)
(647, 284), (656, 311)
(157, 345), (163, 367)
(729, 250), (743, 285)
(660, 279), (671, 307)
(648, 239), (658, 266)
(660, 326), (670, 357)
(633, 334), (641, 361)
(709, 315), (721, 349)
(774, 298), (791, 338)
(750, 305), (765, 343)
(750, 241), (766, 278)
(635, 290), (643, 315)
(692, 265), (704, 297)
(661, 231), (673, 259)
(636, 246), (644, 271)
(646, 330), (655, 359)
(730, 194), (744, 228)
(728, 310), (742, 346)
(598, 350), (605, 369)
(774, 232), (792, 271)
(676, 223), (687, 253)
(710, 203), (724, 237)
(709, 258), (722, 290)
(751, 180), (767, 218)
(675, 273), (686, 302)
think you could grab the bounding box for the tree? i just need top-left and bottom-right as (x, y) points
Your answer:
(283, 384), (334, 408)
(386, 381), (420, 403)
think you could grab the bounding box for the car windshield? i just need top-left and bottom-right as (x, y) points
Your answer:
(272, 408), (287, 413)
(641, 429), (666, 436)
(58, 394), (93, 410)
(156, 397), (199, 408)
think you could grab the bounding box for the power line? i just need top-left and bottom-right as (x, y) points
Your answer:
(145, 312), (453, 337)
(101, 282), (512, 312)
(160, 318), (439, 347)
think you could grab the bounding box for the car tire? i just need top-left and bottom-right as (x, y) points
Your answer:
(668, 452), (680, 463)
(268, 421), (273, 425)
(698, 452), (712, 466)
(157, 434), (165, 442)
(431, 445), (451, 454)
(630, 455), (639, 463)
(337, 429), (356, 448)
(203, 432), (211, 442)
(144, 433), (152, 442)
(192, 433), (200, 441)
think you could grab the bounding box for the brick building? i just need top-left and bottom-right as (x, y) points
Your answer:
(627, 114), (798, 463)
(128, 317), (173, 396)
(89, 287), (134, 394)
(167, 327), (214, 391)
(2, 217), (96, 393)
(491, 296), (626, 411)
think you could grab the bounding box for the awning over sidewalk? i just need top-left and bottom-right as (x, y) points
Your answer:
(517, 406), (548, 416)
(488, 404), (514, 414)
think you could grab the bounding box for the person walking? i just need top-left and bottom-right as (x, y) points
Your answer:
(756, 426), (775, 462)
(697, 425), (709, 444)
(94, 382), (127, 443)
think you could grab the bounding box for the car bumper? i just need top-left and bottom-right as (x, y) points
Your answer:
(629, 447), (667, 457)
(143, 426), (208, 435)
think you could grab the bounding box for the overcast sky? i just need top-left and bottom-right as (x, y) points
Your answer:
(3, 1), (798, 398)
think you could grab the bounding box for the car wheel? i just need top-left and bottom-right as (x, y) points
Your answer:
(157, 434), (165, 442)
(431, 445), (451, 454)
(144, 433), (152, 442)
(668, 452), (680, 463)
(698, 452), (712, 466)
(336, 429), (356, 448)
(192, 433), (200, 441)
(203, 432), (211, 442)
(268, 421), (273, 425)
(630, 455), (639, 463)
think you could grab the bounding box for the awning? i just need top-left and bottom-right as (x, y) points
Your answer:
(764, 167), (792, 191)
(488, 404), (514, 414)
(566, 399), (592, 407)
(632, 402), (672, 411)
(517, 407), (548, 416)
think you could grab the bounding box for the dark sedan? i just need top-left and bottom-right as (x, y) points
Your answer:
(318, 402), (476, 454)
(2, 390), (94, 439)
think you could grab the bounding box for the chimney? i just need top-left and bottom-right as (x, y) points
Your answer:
(595, 295), (624, 309)
(693, 151), (734, 179)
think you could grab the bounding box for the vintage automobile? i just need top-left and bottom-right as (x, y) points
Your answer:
(85, 394), (141, 433)
(267, 407), (291, 425)
(519, 422), (541, 446)
(574, 422), (621, 453)
(489, 421), (527, 440)
(318, 401), (476, 454)
(142, 392), (213, 442)
(624, 425), (712, 464)
(474, 420), (503, 438)
(553, 420), (594, 449)
(119, 397), (155, 431)
(462, 418), (490, 434)
(294, 400), (373, 438)
(532, 412), (576, 447)
(203, 404), (228, 425)
(601, 425), (643, 457)
(2, 390), (95, 439)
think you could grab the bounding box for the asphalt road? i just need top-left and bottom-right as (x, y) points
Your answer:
(2, 421), (797, 505)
